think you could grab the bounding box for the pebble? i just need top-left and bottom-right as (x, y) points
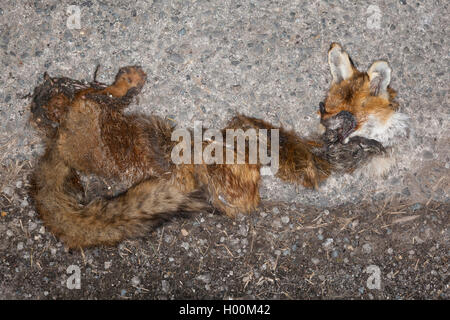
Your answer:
(17, 242), (24, 250)
(104, 261), (112, 269)
(272, 219), (282, 229)
(181, 242), (190, 251)
(311, 258), (320, 265)
(20, 199), (29, 208)
(422, 150), (433, 160)
(196, 274), (211, 284)
(28, 221), (37, 232)
(238, 225), (248, 237)
(331, 250), (339, 258)
(161, 280), (169, 293)
(281, 216), (290, 224)
(63, 30), (73, 41)
(2, 186), (13, 197)
(131, 276), (141, 286)
(164, 234), (173, 243)
(272, 207), (280, 214)
(322, 238), (334, 249)
(350, 220), (359, 229)
(168, 53), (184, 64)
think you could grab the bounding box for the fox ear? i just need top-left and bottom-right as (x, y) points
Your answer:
(328, 43), (355, 83)
(367, 61), (391, 96)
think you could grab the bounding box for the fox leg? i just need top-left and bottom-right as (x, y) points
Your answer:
(200, 163), (261, 217)
(30, 66), (147, 134)
(96, 66), (147, 99)
(275, 133), (331, 189)
(173, 162), (261, 218)
(325, 136), (386, 173)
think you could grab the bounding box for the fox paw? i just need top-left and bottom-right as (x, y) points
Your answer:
(115, 66), (147, 91)
(351, 136), (386, 155)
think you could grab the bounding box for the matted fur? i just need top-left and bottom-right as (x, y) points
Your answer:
(29, 44), (407, 248)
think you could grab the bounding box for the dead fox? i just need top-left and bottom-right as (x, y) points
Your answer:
(29, 43), (408, 248)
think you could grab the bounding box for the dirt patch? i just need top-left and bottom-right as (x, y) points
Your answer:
(0, 166), (448, 299)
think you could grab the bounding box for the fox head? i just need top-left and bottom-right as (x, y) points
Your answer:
(320, 43), (409, 147)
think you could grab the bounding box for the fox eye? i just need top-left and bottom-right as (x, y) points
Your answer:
(319, 102), (326, 115)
